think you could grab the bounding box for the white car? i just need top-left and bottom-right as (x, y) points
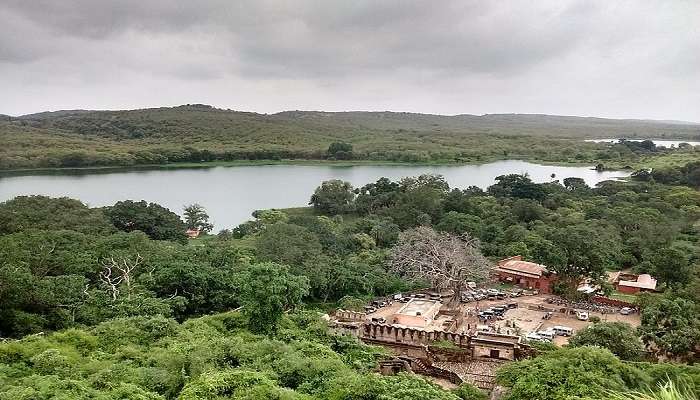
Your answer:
(526, 332), (544, 342)
(536, 329), (555, 341)
(576, 311), (589, 321)
(620, 307), (632, 315)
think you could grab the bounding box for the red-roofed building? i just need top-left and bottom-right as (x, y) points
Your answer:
(608, 272), (657, 294)
(493, 256), (557, 294)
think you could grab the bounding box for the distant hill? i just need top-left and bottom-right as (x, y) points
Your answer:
(1, 104), (698, 170)
(15, 105), (700, 139)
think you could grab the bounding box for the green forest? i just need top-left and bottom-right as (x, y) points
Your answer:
(1, 105), (699, 170)
(1, 160), (699, 399)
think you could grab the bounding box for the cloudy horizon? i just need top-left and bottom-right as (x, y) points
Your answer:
(1, 1), (699, 121)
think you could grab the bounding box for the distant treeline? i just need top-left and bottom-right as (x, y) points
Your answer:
(1, 105), (699, 169)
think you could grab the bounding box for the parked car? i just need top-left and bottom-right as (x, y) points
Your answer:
(552, 325), (574, 336)
(467, 281), (477, 289)
(507, 302), (518, 309)
(537, 329), (555, 341)
(576, 311), (589, 321)
(371, 317), (386, 324)
(486, 288), (500, 295)
(542, 311), (553, 320)
(620, 307), (632, 315)
(526, 332), (546, 342)
(491, 306), (506, 315)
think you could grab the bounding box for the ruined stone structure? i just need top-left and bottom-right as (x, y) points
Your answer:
(335, 309), (367, 322)
(359, 322), (527, 361)
(392, 299), (442, 328)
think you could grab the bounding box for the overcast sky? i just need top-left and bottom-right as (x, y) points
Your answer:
(1, 1), (698, 121)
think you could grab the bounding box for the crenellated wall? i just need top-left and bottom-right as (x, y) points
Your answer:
(335, 309), (367, 322)
(362, 322), (470, 348)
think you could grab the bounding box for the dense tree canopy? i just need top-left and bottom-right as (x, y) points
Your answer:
(568, 322), (644, 361)
(309, 180), (356, 215)
(1, 159), (699, 399)
(106, 200), (187, 243)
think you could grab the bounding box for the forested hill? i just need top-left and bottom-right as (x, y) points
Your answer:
(1, 104), (699, 170)
(16, 105), (700, 139)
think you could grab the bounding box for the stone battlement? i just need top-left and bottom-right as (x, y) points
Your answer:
(362, 322), (471, 348)
(335, 309), (367, 322)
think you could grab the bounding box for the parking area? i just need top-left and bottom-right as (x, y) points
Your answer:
(364, 290), (641, 346)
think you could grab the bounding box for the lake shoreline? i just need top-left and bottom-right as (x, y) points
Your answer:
(0, 157), (612, 177)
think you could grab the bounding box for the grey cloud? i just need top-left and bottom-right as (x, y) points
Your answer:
(0, 0), (698, 121)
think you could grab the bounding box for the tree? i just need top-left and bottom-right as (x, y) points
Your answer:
(497, 347), (648, 400)
(388, 226), (491, 303)
(0, 195), (114, 235)
(563, 177), (590, 191)
(309, 179), (355, 215)
(549, 223), (621, 293)
(568, 322), (644, 361)
(327, 141), (353, 159)
(652, 247), (692, 287)
(183, 203), (213, 233)
(638, 295), (700, 361)
(435, 211), (484, 237)
(106, 200), (187, 243)
(488, 174), (546, 201)
(369, 218), (401, 247)
(453, 383), (487, 400)
(236, 263), (309, 333)
(255, 222), (322, 266)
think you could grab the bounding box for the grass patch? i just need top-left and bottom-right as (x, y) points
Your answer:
(609, 291), (639, 304)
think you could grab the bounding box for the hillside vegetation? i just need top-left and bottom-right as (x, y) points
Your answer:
(1, 105), (698, 170)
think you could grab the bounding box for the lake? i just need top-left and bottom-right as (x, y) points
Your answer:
(0, 160), (630, 231)
(585, 138), (700, 147)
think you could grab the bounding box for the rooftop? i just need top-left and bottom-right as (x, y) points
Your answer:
(618, 274), (657, 290)
(495, 256), (550, 278)
(396, 299), (442, 316)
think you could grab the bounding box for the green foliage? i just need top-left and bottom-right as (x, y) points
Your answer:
(453, 383), (488, 400)
(0, 311), (426, 400)
(3, 107), (698, 170)
(327, 142), (353, 160)
(106, 200), (187, 243)
(497, 347), (649, 400)
(255, 223), (323, 266)
(183, 203), (213, 233)
(0, 195), (114, 235)
(237, 263), (310, 333)
(309, 180), (356, 215)
(568, 322), (645, 360)
(607, 380), (698, 400)
(638, 294), (700, 361)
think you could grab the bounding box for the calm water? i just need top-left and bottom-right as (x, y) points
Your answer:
(585, 138), (700, 147)
(0, 161), (629, 231)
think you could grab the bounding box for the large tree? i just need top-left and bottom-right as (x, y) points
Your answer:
(0, 195), (114, 235)
(568, 322), (644, 361)
(388, 226), (490, 303)
(255, 222), (323, 266)
(183, 203), (214, 233)
(236, 263), (309, 333)
(309, 179), (356, 215)
(497, 347), (647, 400)
(638, 295), (700, 361)
(106, 200), (187, 243)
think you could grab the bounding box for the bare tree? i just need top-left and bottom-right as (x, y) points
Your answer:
(99, 254), (143, 300)
(388, 226), (491, 304)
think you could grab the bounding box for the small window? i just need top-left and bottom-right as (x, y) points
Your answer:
(490, 349), (500, 359)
